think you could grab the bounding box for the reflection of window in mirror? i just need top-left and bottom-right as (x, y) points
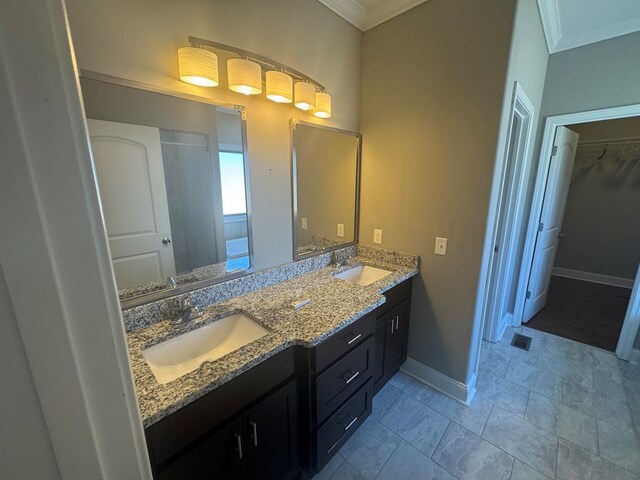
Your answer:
(80, 76), (251, 301)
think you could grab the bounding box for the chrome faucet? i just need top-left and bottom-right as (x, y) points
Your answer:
(173, 296), (204, 325)
(330, 252), (350, 268)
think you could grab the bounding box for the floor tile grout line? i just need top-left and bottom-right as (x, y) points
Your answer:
(371, 440), (401, 480)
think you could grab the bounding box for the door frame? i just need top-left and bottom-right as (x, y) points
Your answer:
(513, 104), (640, 360)
(482, 82), (536, 342)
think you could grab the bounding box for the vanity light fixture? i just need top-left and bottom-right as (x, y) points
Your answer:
(294, 82), (316, 111)
(178, 36), (331, 118)
(314, 92), (332, 118)
(227, 58), (262, 95)
(266, 70), (293, 103)
(177, 46), (219, 87)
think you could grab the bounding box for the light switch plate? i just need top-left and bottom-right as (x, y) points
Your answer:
(337, 223), (344, 237)
(435, 237), (448, 256)
(373, 229), (383, 245)
(301, 217), (307, 230)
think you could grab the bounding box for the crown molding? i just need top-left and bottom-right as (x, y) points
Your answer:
(537, 0), (562, 52)
(364, 0), (430, 30)
(537, 0), (640, 54)
(317, 0), (430, 31)
(316, 0), (367, 30)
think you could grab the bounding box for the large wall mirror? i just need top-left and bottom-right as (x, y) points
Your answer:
(80, 73), (252, 305)
(292, 121), (361, 259)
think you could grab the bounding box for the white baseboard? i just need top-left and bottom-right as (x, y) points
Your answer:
(552, 267), (634, 289)
(401, 357), (476, 405)
(629, 348), (640, 365)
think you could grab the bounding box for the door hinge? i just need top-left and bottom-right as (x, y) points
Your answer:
(526, 291), (531, 299)
(551, 146), (558, 156)
(538, 222), (544, 232)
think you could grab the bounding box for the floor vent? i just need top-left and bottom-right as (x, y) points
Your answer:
(511, 333), (532, 351)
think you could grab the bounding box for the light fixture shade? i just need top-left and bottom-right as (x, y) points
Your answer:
(314, 92), (332, 118)
(177, 47), (219, 87)
(266, 71), (293, 103)
(294, 82), (316, 111)
(227, 58), (262, 95)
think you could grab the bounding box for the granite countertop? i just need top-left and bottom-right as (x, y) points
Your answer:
(127, 252), (418, 427)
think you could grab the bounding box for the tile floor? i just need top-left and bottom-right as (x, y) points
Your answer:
(314, 326), (640, 480)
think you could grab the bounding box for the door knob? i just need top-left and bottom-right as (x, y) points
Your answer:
(162, 237), (171, 245)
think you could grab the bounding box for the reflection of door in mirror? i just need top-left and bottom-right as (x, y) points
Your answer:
(88, 119), (176, 289)
(81, 77), (251, 301)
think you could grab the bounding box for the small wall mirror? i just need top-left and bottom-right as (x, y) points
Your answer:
(80, 74), (252, 305)
(292, 121), (361, 259)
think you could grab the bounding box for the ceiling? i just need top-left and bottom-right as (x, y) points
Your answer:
(319, 0), (640, 53)
(316, 0), (429, 31)
(538, 0), (640, 53)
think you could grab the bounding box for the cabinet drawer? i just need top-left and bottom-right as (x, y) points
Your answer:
(315, 312), (375, 374)
(316, 336), (373, 423)
(316, 379), (372, 470)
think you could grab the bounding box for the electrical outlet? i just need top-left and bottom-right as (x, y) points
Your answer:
(301, 217), (307, 230)
(435, 237), (448, 256)
(373, 229), (383, 245)
(337, 223), (344, 237)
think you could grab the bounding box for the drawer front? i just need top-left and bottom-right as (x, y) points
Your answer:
(316, 379), (372, 470)
(316, 336), (374, 423)
(315, 312), (375, 374)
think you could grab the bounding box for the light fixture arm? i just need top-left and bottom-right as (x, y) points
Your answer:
(188, 36), (325, 92)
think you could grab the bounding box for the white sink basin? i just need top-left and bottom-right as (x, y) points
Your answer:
(334, 265), (392, 286)
(143, 313), (268, 384)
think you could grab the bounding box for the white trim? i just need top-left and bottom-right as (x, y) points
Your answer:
(552, 267), (634, 289)
(401, 357), (476, 405)
(617, 262), (640, 361)
(316, 0), (367, 29)
(364, 0), (430, 30)
(537, 0), (640, 53)
(516, 105), (640, 364)
(0, 0), (151, 477)
(481, 82), (536, 344)
(316, 0), (431, 31)
(536, 0), (562, 53)
(629, 348), (640, 366)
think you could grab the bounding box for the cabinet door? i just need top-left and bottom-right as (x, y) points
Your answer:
(372, 316), (387, 394)
(384, 300), (411, 375)
(244, 379), (300, 480)
(157, 418), (244, 480)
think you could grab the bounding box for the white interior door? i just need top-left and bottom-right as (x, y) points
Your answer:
(87, 119), (176, 289)
(522, 126), (579, 322)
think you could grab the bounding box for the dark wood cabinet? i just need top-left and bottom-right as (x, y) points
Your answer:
(146, 278), (413, 480)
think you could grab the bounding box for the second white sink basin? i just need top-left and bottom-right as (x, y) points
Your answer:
(334, 265), (392, 286)
(143, 313), (268, 384)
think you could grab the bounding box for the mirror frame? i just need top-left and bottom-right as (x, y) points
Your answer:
(291, 119), (362, 261)
(79, 70), (255, 309)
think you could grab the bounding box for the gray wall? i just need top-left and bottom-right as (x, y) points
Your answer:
(0, 263), (61, 479)
(359, 0), (516, 383)
(554, 118), (640, 280)
(66, 0), (362, 271)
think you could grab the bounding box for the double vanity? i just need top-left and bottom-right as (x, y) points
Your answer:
(123, 246), (418, 479)
(77, 69), (419, 479)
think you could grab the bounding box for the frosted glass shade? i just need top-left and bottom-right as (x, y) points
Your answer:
(294, 82), (316, 111)
(314, 92), (332, 118)
(178, 47), (219, 87)
(266, 71), (293, 103)
(227, 59), (262, 95)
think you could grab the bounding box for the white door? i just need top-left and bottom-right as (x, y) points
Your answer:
(522, 126), (579, 322)
(87, 119), (176, 289)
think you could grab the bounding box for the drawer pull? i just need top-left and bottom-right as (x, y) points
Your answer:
(250, 421), (258, 447)
(346, 332), (362, 345)
(235, 433), (243, 460)
(391, 318), (395, 334)
(342, 370), (360, 384)
(342, 415), (358, 431)
(395, 315), (400, 331)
